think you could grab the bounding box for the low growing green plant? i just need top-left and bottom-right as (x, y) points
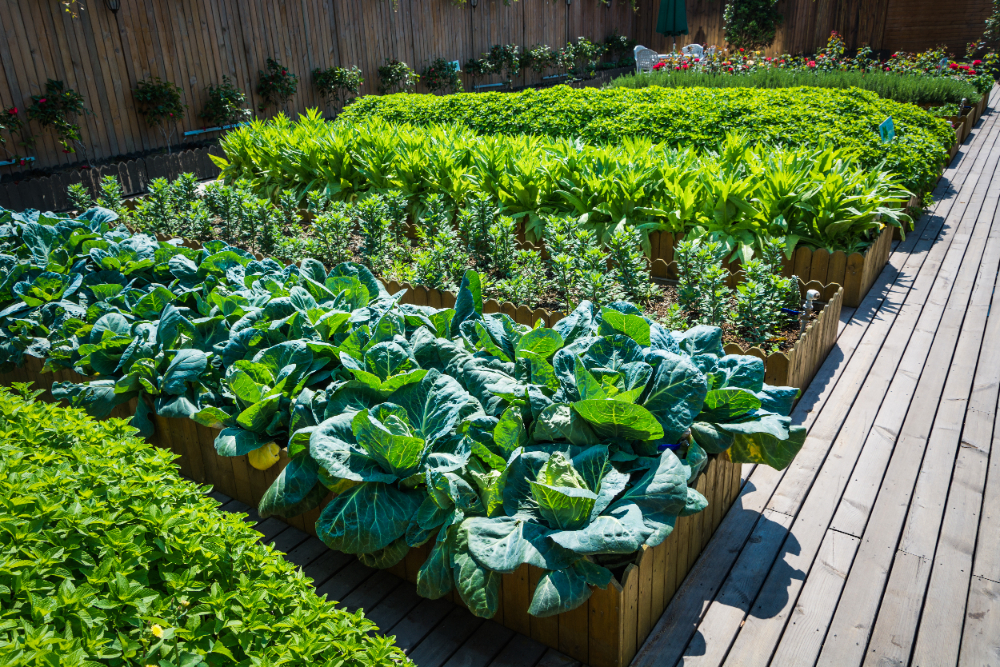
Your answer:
(338, 85), (952, 195)
(0, 384), (410, 666)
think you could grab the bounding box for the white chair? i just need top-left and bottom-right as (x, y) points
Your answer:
(635, 46), (662, 74)
(681, 44), (704, 60)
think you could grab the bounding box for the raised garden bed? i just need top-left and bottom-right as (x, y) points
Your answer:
(0, 354), (739, 667)
(383, 276), (842, 393)
(646, 227), (890, 309)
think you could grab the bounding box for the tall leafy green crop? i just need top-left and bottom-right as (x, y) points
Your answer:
(216, 111), (914, 260)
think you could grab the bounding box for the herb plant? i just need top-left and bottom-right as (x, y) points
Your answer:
(0, 385), (410, 667)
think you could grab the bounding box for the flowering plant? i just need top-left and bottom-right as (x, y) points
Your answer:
(313, 66), (364, 104)
(420, 59), (462, 95)
(257, 58), (298, 112)
(0, 105), (32, 164)
(26, 79), (87, 154)
(200, 76), (252, 127)
(377, 58), (418, 94)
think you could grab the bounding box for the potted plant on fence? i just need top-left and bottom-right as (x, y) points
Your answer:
(134, 76), (187, 154)
(27, 79), (89, 163)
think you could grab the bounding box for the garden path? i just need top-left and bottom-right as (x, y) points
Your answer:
(211, 85), (1000, 667)
(632, 84), (1000, 667)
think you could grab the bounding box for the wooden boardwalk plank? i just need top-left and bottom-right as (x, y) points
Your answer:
(959, 575), (1000, 666)
(765, 530), (860, 667)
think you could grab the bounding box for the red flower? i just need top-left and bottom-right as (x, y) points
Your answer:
(974, 59), (983, 66)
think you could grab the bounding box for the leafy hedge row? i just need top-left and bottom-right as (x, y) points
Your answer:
(0, 206), (806, 619)
(0, 384), (409, 667)
(338, 85), (955, 194)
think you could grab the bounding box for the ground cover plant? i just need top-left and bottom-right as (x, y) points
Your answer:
(214, 113), (913, 261)
(0, 204), (808, 619)
(0, 384), (410, 666)
(336, 85), (953, 195)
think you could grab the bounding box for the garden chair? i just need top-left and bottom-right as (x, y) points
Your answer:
(634, 46), (662, 74)
(681, 44), (704, 60)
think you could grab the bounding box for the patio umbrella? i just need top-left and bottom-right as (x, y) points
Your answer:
(656, 0), (688, 52)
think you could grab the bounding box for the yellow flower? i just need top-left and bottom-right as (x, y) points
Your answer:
(151, 624), (164, 638)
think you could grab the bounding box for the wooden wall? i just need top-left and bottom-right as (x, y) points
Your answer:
(0, 0), (636, 173)
(0, 0), (990, 175)
(635, 0), (992, 57)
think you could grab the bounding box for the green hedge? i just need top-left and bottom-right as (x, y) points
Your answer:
(606, 69), (982, 106)
(339, 85), (954, 194)
(0, 385), (410, 667)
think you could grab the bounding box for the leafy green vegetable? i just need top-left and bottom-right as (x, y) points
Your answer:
(0, 205), (808, 619)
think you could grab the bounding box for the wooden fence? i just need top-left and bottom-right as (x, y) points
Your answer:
(0, 0), (989, 175)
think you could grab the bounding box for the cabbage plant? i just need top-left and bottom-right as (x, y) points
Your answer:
(0, 206), (806, 619)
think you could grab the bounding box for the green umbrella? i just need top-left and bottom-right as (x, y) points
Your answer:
(656, 0), (688, 51)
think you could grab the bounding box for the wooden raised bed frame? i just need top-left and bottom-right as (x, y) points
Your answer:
(0, 357), (740, 667)
(645, 226), (890, 309)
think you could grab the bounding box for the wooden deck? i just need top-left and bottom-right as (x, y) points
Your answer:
(212, 88), (1000, 667)
(633, 85), (1000, 667)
